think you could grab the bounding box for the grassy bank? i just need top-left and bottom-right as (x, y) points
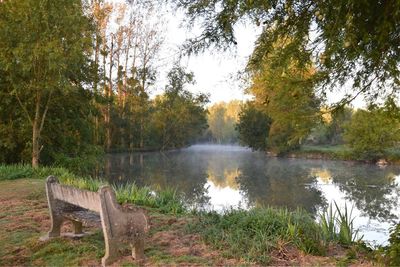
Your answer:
(289, 145), (400, 163)
(1, 164), (394, 265)
(0, 164), (185, 214)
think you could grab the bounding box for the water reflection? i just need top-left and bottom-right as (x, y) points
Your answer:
(103, 144), (400, 244)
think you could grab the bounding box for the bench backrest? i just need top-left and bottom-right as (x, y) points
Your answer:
(48, 181), (101, 212)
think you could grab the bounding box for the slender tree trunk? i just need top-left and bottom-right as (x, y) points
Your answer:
(94, 34), (100, 94)
(32, 122), (40, 167)
(140, 116), (144, 148)
(120, 35), (131, 149)
(31, 90), (51, 167)
(129, 36), (138, 151)
(106, 35), (114, 151)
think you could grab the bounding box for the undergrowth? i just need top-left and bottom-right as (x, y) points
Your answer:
(187, 207), (326, 264)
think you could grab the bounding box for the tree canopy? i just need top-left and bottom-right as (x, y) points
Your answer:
(169, 0), (400, 103)
(0, 0), (95, 167)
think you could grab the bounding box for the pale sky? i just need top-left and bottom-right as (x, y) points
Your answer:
(111, 1), (366, 108)
(154, 10), (258, 105)
(156, 9), (366, 108)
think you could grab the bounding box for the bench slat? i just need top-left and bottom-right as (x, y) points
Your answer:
(50, 183), (101, 213)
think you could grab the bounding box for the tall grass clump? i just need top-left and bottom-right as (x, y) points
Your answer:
(113, 183), (156, 207)
(319, 201), (361, 246)
(113, 183), (186, 214)
(188, 207), (325, 264)
(0, 164), (75, 181)
(62, 176), (106, 192)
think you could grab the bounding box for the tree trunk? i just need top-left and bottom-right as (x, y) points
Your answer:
(31, 90), (51, 167)
(106, 35), (114, 151)
(32, 122), (40, 168)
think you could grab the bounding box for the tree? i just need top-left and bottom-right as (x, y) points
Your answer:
(167, 0), (400, 104)
(150, 65), (209, 149)
(343, 99), (400, 160)
(248, 38), (321, 153)
(0, 0), (94, 167)
(236, 102), (271, 150)
(92, 1), (165, 151)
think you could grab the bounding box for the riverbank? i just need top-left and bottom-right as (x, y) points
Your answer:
(0, 165), (389, 265)
(281, 145), (400, 165)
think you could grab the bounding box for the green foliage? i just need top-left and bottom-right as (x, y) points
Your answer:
(236, 102), (271, 150)
(335, 202), (361, 246)
(52, 145), (104, 176)
(326, 107), (353, 145)
(246, 38), (321, 154)
(319, 203), (337, 242)
(344, 100), (400, 160)
(149, 65), (209, 150)
(188, 207), (325, 264)
(0, 0), (97, 166)
(384, 224), (400, 266)
(171, 0), (400, 99)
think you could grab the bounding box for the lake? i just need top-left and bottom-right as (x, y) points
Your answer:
(103, 144), (400, 245)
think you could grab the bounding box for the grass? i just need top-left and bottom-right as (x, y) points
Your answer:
(0, 164), (186, 214)
(0, 164), (76, 181)
(319, 202), (362, 246)
(0, 178), (238, 266)
(298, 145), (354, 160)
(187, 207), (326, 265)
(113, 183), (186, 214)
(298, 145), (400, 162)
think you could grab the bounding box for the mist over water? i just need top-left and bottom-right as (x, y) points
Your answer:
(103, 144), (400, 245)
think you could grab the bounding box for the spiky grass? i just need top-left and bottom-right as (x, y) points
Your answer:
(319, 201), (362, 246)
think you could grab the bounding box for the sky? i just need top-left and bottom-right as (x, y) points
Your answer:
(154, 10), (259, 105)
(156, 8), (366, 108)
(112, 0), (366, 108)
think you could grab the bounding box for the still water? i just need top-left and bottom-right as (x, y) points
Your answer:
(104, 144), (400, 245)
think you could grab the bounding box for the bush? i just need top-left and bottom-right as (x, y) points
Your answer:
(344, 103), (400, 160)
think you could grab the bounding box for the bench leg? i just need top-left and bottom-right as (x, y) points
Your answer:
(47, 215), (63, 238)
(72, 220), (83, 235)
(132, 238), (145, 261)
(102, 239), (119, 267)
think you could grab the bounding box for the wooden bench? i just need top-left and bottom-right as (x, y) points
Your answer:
(40, 176), (148, 266)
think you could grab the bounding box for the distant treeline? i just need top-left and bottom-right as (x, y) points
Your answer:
(236, 99), (400, 160)
(204, 98), (400, 161)
(201, 100), (242, 144)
